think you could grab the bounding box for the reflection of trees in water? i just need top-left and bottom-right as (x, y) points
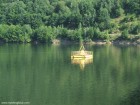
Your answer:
(91, 45), (140, 105)
(120, 86), (140, 105)
(0, 45), (140, 105)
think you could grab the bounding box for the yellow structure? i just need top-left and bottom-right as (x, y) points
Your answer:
(71, 44), (93, 70)
(71, 51), (93, 59)
(71, 44), (93, 59)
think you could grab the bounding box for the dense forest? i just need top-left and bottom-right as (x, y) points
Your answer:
(0, 0), (140, 43)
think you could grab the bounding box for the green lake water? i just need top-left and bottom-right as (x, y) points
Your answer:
(0, 44), (140, 105)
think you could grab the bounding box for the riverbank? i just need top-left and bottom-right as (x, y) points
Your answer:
(52, 38), (140, 45)
(1, 38), (140, 45)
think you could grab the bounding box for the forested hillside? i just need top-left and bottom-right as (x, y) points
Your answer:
(0, 0), (140, 43)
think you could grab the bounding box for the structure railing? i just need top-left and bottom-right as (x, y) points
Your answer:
(71, 51), (93, 55)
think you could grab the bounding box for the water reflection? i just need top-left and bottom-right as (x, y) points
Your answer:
(71, 57), (93, 70)
(0, 44), (140, 105)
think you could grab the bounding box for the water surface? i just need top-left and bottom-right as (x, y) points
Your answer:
(0, 44), (140, 105)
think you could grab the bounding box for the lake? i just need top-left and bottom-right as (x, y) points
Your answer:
(0, 44), (140, 105)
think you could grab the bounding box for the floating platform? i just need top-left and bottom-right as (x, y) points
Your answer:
(71, 51), (93, 70)
(71, 44), (93, 69)
(71, 51), (93, 59)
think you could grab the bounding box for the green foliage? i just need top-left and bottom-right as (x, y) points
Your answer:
(0, 24), (32, 42)
(85, 27), (94, 40)
(111, 0), (124, 18)
(93, 28), (102, 39)
(120, 24), (130, 31)
(108, 22), (119, 34)
(121, 15), (136, 23)
(98, 7), (110, 22)
(123, 0), (140, 15)
(0, 0), (139, 43)
(32, 26), (56, 43)
(70, 29), (82, 41)
(129, 23), (140, 35)
(121, 29), (129, 39)
(22, 25), (32, 42)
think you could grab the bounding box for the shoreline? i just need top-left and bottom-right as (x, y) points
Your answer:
(1, 39), (140, 46)
(52, 39), (140, 45)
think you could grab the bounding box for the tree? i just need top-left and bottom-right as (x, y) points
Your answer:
(122, 0), (140, 15)
(121, 29), (129, 39)
(111, 0), (124, 18)
(22, 25), (32, 42)
(65, 13), (82, 29)
(98, 7), (111, 30)
(32, 26), (54, 43)
(98, 7), (110, 22)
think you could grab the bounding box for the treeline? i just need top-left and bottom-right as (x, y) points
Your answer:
(0, 0), (140, 43)
(0, 24), (110, 43)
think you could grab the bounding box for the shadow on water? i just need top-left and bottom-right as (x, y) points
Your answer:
(120, 85), (140, 105)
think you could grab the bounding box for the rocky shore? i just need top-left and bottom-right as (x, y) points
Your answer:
(52, 38), (140, 45)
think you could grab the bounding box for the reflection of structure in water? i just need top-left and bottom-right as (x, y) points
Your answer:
(71, 57), (93, 70)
